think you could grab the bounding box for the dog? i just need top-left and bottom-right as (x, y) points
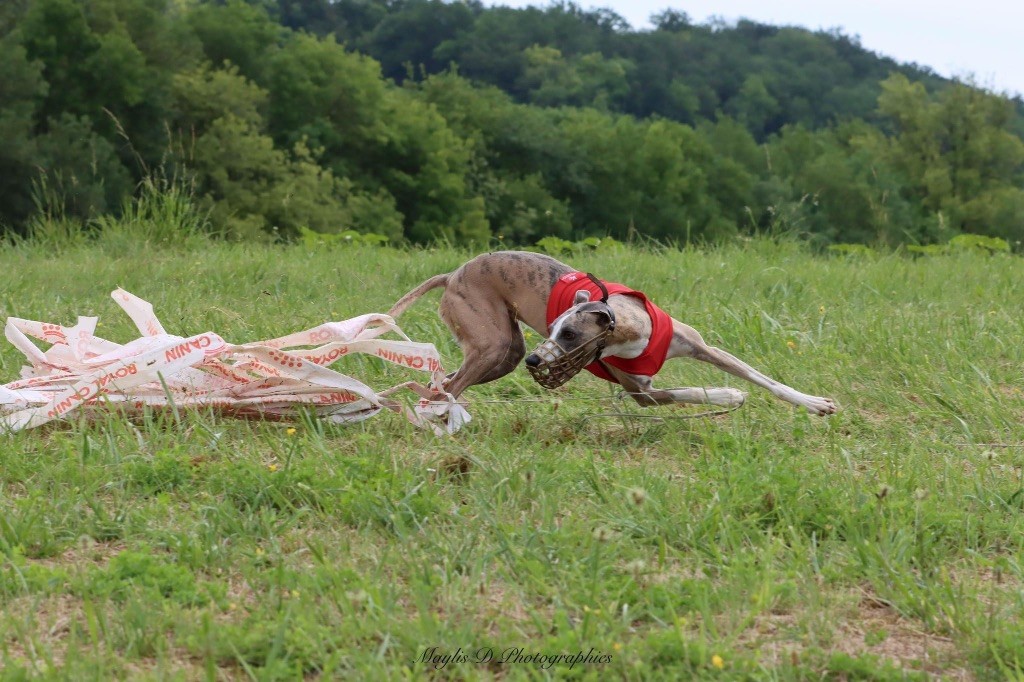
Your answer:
(387, 251), (837, 415)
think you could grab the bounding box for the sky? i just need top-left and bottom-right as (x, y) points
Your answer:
(485, 0), (1024, 99)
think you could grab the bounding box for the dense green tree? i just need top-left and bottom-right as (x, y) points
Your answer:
(0, 35), (47, 229)
(33, 113), (133, 222)
(261, 32), (488, 242)
(0, 0), (31, 36)
(168, 64), (401, 239)
(432, 4), (619, 99)
(273, 0), (341, 36)
(874, 74), (1024, 240)
(726, 75), (780, 139)
(356, 0), (476, 81)
(517, 45), (633, 109)
(16, 0), (199, 187)
(186, 0), (284, 82)
(552, 112), (727, 240)
(768, 123), (921, 244)
(697, 117), (764, 230)
(374, 88), (488, 244)
(415, 72), (574, 240)
(18, 0), (98, 123)
(172, 63), (268, 135)
(263, 32), (388, 170)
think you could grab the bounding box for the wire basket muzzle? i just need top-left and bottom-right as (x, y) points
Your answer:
(526, 332), (607, 389)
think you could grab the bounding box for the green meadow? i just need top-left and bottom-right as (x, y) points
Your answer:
(3, 236), (1024, 680)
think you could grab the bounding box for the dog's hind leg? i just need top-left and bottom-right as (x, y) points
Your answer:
(438, 295), (526, 399)
(602, 369), (748, 408)
(667, 320), (837, 415)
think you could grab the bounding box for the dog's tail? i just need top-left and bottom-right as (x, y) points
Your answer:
(387, 274), (450, 317)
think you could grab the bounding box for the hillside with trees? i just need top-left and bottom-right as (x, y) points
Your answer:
(1, 0), (1022, 247)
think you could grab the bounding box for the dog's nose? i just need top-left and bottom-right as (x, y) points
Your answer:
(524, 354), (540, 367)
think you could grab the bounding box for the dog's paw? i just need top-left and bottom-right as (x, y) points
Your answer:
(706, 388), (747, 407)
(803, 396), (838, 416)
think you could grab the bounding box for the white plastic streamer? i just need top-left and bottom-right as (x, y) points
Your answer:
(1, 289), (469, 434)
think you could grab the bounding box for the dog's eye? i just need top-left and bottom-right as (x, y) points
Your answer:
(562, 330), (577, 341)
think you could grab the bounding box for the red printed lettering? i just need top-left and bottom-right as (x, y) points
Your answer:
(46, 384), (94, 418)
(93, 363), (138, 391)
(165, 342), (192, 362)
(308, 347), (350, 365)
(164, 335), (213, 363)
(376, 348), (440, 372)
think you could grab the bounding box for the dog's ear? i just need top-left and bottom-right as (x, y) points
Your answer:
(578, 301), (614, 329)
(588, 306), (614, 328)
(573, 289), (592, 305)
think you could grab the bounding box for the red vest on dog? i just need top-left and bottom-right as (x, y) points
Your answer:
(546, 272), (673, 383)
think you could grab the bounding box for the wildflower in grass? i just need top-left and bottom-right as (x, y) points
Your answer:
(628, 487), (647, 506)
(819, 305), (826, 314)
(711, 654), (725, 669)
(291, 589), (300, 598)
(286, 427), (297, 436)
(625, 559), (646, 575)
(983, 450), (997, 461)
(613, 643), (622, 652)
(268, 463), (278, 472)
(786, 340), (796, 350)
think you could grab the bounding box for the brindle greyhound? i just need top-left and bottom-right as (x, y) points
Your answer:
(387, 251), (837, 415)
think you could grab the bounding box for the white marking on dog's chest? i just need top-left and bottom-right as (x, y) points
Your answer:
(603, 337), (649, 360)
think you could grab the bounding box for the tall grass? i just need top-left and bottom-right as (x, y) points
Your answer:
(90, 175), (210, 250)
(21, 170), (210, 254)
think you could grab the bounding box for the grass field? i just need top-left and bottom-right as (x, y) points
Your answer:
(3, 235), (1024, 680)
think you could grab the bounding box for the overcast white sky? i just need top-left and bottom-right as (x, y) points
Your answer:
(486, 1), (1024, 98)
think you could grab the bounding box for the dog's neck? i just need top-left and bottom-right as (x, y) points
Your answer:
(601, 295), (651, 359)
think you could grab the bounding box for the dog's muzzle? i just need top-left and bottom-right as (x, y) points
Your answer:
(526, 331), (609, 389)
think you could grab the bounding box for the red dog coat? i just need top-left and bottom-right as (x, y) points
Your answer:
(545, 272), (673, 383)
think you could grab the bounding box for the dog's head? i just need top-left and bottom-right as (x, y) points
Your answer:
(525, 289), (616, 389)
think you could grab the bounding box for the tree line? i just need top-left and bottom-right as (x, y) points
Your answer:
(1, 0), (1022, 247)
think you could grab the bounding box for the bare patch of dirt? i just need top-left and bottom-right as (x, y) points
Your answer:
(1, 594), (83, 671)
(2, 593), (243, 679)
(475, 579), (554, 639)
(995, 384), (1023, 399)
(834, 590), (966, 678)
(616, 556), (707, 585)
(737, 587), (973, 680)
(33, 539), (126, 571)
(124, 657), (241, 681)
